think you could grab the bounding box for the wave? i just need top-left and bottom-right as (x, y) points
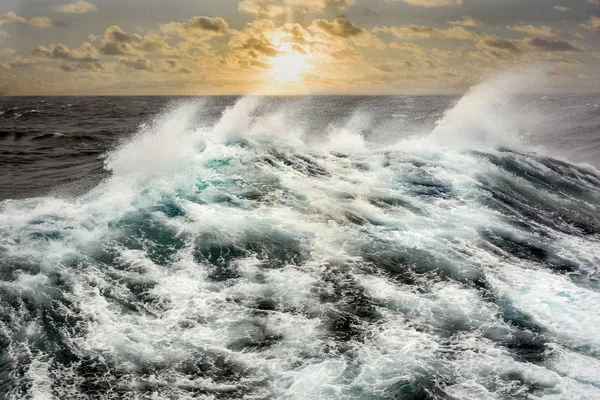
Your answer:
(0, 71), (599, 399)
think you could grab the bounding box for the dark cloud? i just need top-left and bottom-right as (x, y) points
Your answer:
(478, 37), (521, 53)
(165, 59), (178, 69)
(99, 26), (141, 56)
(249, 59), (271, 69)
(100, 41), (137, 56)
(159, 59), (195, 75)
(106, 28), (137, 43)
(186, 16), (229, 33)
(160, 16), (229, 42)
(373, 61), (412, 74)
(120, 58), (154, 71)
(1, 59), (35, 69)
(241, 37), (279, 57)
(374, 64), (394, 73)
(156, 59), (195, 75)
(480, 50), (507, 60)
(525, 38), (581, 52)
(313, 17), (365, 38)
(60, 61), (103, 72)
(280, 23), (310, 45)
(99, 26), (170, 57)
(32, 43), (99, 62)
(138, 34), (170, 53)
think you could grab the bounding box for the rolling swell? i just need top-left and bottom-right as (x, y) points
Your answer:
(0, 95), (599, 399)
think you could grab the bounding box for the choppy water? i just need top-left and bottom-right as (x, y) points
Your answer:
(1, 87), (600, 399)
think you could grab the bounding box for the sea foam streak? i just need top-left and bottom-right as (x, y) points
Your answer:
(0, 71), (600, 399)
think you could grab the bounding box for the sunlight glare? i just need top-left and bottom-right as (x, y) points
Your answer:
(269, 43), (312, 83)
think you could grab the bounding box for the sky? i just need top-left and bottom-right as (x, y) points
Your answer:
(0, 0), (599, 95)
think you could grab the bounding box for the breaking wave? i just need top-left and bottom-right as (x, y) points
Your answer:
(1, 73), (600, 399)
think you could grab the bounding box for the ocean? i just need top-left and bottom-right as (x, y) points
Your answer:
(0, 89), (599, 399)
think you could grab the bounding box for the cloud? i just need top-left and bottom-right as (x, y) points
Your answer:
(473, 35), (582, 62)
(1, 12), (29, 26)
(120, 58), (154, 71)
(469, 49), (509, 62)
(373, 61), (412, 74)
(554, 6), (570, 12)
(581, 16), (600, 32)
(159, 59), (194, 75)
(30, 42), (103, 73)
(225, 16), (383, 84)
(227, 19), (289, 66)
(138, 32), (172, 53)
(0, 52), (36, 70)
(55, 0), (98, 14)
(389, 42), (426, 55)
(0, 12), (63, 28)
(477, 36), (521, 53)
(160, 16), (229, 43)
(4, 0), (597, 94)
(32, 43), (99, 62)
(238, 0), (355, 18)
(185, 16), (229, 32)
(163, 59), (179, 69)
(242, 37), (279, 56)
(2, 60), (35, 69)
(60, 61), (103, 72)
(227, 19), (283, 67)
(311, 17), (365, 38)
(99, 26), (142, 56)
(523, 37), (582, 52)
(310, 17), (386, 48)
(373, 64), (394, 73)
(1, 48), (18, 57)
(507, 25), (557, 37)
(375, 24), (479, 41)
(29, 17), (62, 28)
(448, 16), (483, 27)
(238, 0), (286, 17)
(388, 0), (462, 7)
(227, 18), (329, 74)
(99, 26), (173, 57)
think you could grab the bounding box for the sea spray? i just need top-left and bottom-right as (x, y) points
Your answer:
(429, 65), (552, 150)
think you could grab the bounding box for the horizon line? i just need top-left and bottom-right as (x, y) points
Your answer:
(2, 92), (599, 97)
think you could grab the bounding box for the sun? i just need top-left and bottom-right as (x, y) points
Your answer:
(269, 43), (313, 83)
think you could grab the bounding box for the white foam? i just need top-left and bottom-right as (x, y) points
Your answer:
(488, 262), (600, 355)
